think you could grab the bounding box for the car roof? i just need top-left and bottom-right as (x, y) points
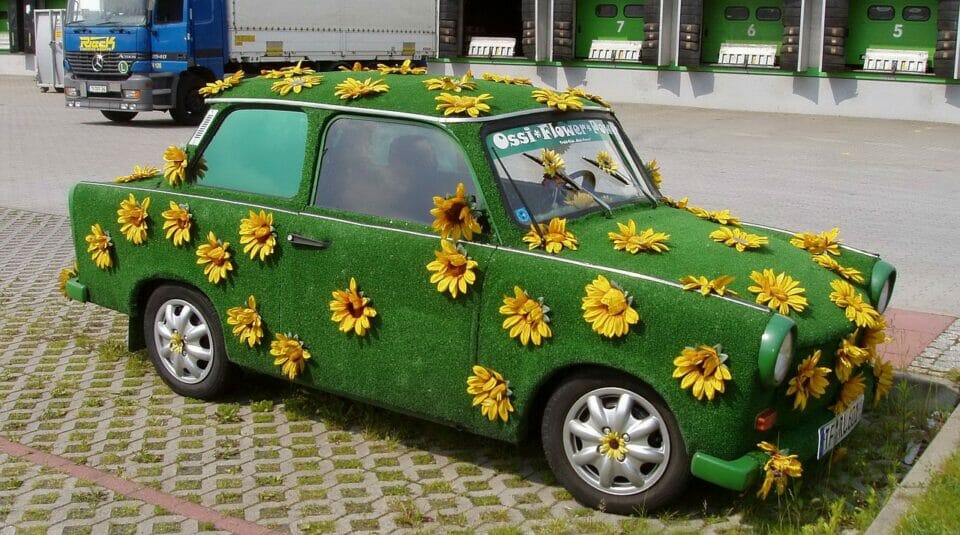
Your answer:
(205, 68), (610, 124)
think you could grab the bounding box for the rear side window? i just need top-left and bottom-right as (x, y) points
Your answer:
(867, 5), (895, 20)
(595, 4), (618, 17)
(902, 6), (930, 21)
(756, 7), (781, 21)
(199, 108), (308, 198)
(725, 6), (750, 20)
(624, 4), (644, 17)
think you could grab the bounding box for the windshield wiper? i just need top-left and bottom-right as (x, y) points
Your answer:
(492, 148), (545, 243)
(580, 156), (630, 186)
(522, 152), (612, 217)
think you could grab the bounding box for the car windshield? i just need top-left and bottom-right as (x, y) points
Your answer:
(485, 117), (654, 225)
(67, 0), (148, 26)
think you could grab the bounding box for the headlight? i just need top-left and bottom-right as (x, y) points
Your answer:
(758, 314), (797, 387)
(870, 260), (896, 314)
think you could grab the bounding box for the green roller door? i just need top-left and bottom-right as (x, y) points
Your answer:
(575, 1), (646, 58)
(846, 0), (937, 67)
(702, 0), (784, 63)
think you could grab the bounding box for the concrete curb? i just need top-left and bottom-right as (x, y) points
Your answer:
(865, 373), (960, 535)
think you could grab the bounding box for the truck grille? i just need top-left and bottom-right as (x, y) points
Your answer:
(64, 51), (143, 78)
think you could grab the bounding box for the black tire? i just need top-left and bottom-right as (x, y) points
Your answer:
(680, 32), (700, 42)
(936, 49), (957, 59)
(940, 30), (958, 40)
(825, 25), (847, 37)
(644, 22), (659, 31)
(938, 40), (956, 50)
(781, 44), (800, 54)
(824, 45), (845, 56)
(143, 284), (237, 399)
(783, 35), (799, 45)
(100, 110), (138, 122)
(680, 23), (700, 33)
(541, 372), (690, 514)
(170, 73), (209, 126)
(825, 36), (845, 47)
(784, 26), (801, 36)
(645, 31), (660, 40)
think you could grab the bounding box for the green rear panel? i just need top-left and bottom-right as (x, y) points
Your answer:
(702, 0), (784, 63)
(575, 0), (646, 58)
(846, 0), (937, 67)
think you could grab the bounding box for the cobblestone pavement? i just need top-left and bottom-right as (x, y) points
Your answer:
(2, 206), (743, 533)
(908, 319), (960, 378)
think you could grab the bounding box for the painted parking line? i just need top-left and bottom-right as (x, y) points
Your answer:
(0, 437), (283, 535)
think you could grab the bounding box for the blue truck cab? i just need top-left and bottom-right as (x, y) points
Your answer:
(63, 0), (226, 125)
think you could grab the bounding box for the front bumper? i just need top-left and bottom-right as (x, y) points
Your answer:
(64, 73), (171, 112)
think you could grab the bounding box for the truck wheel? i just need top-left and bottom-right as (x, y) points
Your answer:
(101, 110), (138, 122)
(170, 74), (208, 126)
(541, 372), (689, 514)
(144, 284), (236, 399)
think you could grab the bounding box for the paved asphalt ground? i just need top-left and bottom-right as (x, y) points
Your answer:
(1, 74), (958, 316)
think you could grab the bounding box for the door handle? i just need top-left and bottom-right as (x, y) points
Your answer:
(287, 233), (331, 249)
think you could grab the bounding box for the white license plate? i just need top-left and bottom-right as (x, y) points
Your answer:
(88, 84), (107, 94)
(816, 394), (864, 459)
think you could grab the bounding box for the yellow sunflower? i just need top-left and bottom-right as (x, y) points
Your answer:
(599, 430), (630, 461)
(260, 60), (315, 79)
(161, 201), (192, 246)
(226, 295), (263, 347)
(114, 165), (159, 183)
(756, 441), (802, 499)
(593, 150), (619, 174)
(830, 373), (866, 414)
(376, 59), (427, 75)
(645, 159), (662, 188)
(334, 77), (390, 100)
(116, 193), (150, 245)
(466, 365), (514, 423)
(270, 74), (324, 96)
(426, 240), (478, 298)
(329, 277), (378, 337)
(523, 217), (578, 254)
(225, 70), (245, 85)
(338, 62), (369, 72)
(162, 145), (188, 186)
(709, 209), (740, 226)
(564, 191), (596, 208)
(270, 333), (311, 380)
(195, 231), (233, 284)
(790, 227), (841, 256)
(481, 72), (532, 85)
(829, 279), (881, 328)
(566, 87), (610, 108)
(834, 332), (869, 382)
(672, 344), (732, 401)
(238, 209), (277, 261)
(748, 269), (807, 315)
(679, 275), (738, 297)
(499, 286), (552, 346)
(199, 79), (231, 97)
(608, 219), (670, 254)
(688, 205), (711, 219)
(531, 88), (584, 111)
(873, 357), (894, 406)
(540, 149), (565, 177)
(429, 182), (482, 240)
(812, 253), (865, 284)
(422, 74), (477, 92)
(862, 316), (890, 360)
(786, 350), (831, 411)
(662, 196), (689, 209)
(85, 223), (113, 269)
(434, 92), (493, 117)
(581, 275), (640, 338)
(58, 259), (78, 299)
(709, 226), (768, 252)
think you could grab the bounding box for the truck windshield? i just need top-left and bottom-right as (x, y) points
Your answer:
(485, 117), (655, 225)
(67, 0), (148, 26)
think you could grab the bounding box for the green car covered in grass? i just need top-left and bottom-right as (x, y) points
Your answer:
(63, 65), (897, 514)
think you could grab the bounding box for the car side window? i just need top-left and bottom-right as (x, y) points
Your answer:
(314, 117), (475, 224)
(199, 108), (307, 198)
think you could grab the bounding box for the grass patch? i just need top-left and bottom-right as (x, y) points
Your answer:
(896, 444), (960, 533)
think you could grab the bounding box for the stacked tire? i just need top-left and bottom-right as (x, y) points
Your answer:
(678, 0), (703, 67)
(935, 0), (959, 78)
(553, 0), (575, 61)
(821, 0), (849, 72)
(781, 0), (802, 71)
(522, 0), (537, 60)
(438, 0), (460, 58)
(641, 1), (662, 64)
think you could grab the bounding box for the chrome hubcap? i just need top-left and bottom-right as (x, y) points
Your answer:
(562, 387), (670, 495)
(153, 299), (214, 384)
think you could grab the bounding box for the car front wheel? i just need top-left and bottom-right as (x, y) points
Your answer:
(143, 284), (235, 399)
(541, 373), (689, 514)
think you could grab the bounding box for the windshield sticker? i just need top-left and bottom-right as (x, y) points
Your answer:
(488, 120), (613, 157)
(513, 207), (532, 224)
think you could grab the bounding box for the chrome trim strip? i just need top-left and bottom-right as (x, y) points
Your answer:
(83, 182), (767, 313)
(744, 221), (880, 258)
(205, 97), (610, 124)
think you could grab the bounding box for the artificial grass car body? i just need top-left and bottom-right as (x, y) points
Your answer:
(65, 69), (897, 513)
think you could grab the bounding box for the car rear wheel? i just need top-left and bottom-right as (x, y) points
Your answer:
(144, 284), (235, 399)
(541, 373), (689, 514)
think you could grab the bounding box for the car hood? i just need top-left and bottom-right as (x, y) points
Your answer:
(553, 203), (879, 347)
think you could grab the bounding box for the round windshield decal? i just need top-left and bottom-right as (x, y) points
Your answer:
(118, 60), (129, 74)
